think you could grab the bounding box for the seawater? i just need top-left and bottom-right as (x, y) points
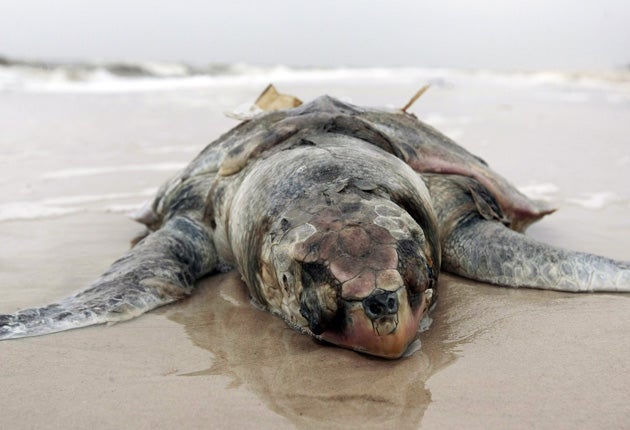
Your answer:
(0, 58), (629, 241)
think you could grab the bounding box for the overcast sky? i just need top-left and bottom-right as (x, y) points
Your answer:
(1, 0), (629, 70)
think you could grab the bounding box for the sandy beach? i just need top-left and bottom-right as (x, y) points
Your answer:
(1, 70), (629, 429)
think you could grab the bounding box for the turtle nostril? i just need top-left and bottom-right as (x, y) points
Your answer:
(363, 291), (399, 320)
(369, 302), (383, 316)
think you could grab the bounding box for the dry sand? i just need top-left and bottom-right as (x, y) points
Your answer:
(1, 78), (629, 429)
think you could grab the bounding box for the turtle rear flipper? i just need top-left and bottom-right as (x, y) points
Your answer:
(0, 216), (218, 340)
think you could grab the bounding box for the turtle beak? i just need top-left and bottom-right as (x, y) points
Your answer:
(362, 290), (400, 335)
(317, 287), (430, 359)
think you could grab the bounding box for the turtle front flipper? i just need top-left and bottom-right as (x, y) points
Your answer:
(426, 174), (630, 292)
(0, 216), (218, 340)
(443, 219), (630, 292)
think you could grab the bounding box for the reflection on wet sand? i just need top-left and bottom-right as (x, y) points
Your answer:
(165, 269), (603, 428)
(168, 271), (458, 429)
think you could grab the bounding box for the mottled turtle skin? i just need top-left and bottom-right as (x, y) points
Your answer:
(2, 94), (629, 358)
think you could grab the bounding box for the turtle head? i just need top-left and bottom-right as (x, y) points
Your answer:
(265, 192), (438, 359)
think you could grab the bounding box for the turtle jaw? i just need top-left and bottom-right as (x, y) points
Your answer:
(316, 287), (429, 359)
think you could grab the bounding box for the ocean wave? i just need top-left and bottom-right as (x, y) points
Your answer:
(518, 183), (559, 202)
(42, 163), (186, 179)
(565, 192), (626, 210)
(0, 55), (235, 79)
(0, 189), (156, 222)
(518, 184), (628, 210)
(0, 202), (80, 222)
(1, 54), (629, 94)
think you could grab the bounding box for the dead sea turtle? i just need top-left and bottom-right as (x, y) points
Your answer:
(1, 86), (629, 358)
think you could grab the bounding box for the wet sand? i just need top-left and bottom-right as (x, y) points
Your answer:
(1, 77), (630, 429)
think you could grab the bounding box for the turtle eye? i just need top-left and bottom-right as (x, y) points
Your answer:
(281, 272), (293, 292)
(300, 262), (329, 287)
(299, 281), (342, 335)
(298, 260), (343, 335)
(300, 287), (326, 335)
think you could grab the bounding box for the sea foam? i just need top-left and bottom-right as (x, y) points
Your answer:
(0, 189), (156, 222)
(566, 192), (624, 209)
(518, 183), (559, 202)
(43, 163), (186, 179)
